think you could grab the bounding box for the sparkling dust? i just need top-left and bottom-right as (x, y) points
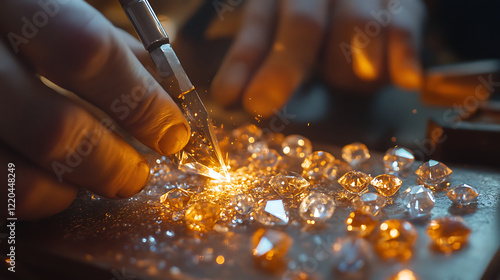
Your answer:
(270, 171), (310, 198)
(299, 192), (335, 224)
(332, 237), (373, 278)
(427, 216), (471, 253)
(370, 174), (403, 197)
(230, 193), (255, 215)
(345, 210), (378, 237)
(159, 189), (191, 211)
(338, 171), (371, 194)
(282, 135), (312, 159)
(415, 160), (452, 188)
(372, 219), (418, 261)
(341, 142), (371, 166)
(352, 192), (387, 216)
(255, 199), (289, 226)
(401, 185), (435, 219)
(383, 147), (415, 173)
(185, 202), (221, 232)
(301, 151), (335, 180)
(447, 183), (479, 206)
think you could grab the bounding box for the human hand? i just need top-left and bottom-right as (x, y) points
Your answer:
(0, 0), (190, 220)
(210, 0), (426, 117)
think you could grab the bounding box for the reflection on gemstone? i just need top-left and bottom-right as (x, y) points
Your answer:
(401, 185), (435, 219)
(299, 192), (335, 224)
(383, 147), (415, 173)
(415, 160), (452, 189)
(447, 184), (479, 206)
(371, 174), (403, 197)
(345, 210), (378, 237)
(230, 193), (255, 215)
(185, 202), (221, 232)
(251, 149), (281, 173)
(427, 216), (471, 253)
(252, 228), (292, 272)
(338, 171), (371, 194)
(270, 172), (310, 198)
(255, 199), (289, 226)
(342, 142), (371, 166)
(282, 135), (313, 159)
(352, 192), (387, 216)
(301, 151), (335, 180)
(372, 219), (418, 261)
(231, 124), (263, 150)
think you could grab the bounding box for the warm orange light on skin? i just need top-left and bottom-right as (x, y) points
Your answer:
(351, 36), (380, 81)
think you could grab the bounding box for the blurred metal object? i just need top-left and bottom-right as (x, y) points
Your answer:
(119, 0), (228, 179)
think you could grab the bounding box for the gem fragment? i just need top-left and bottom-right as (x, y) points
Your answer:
(301, 151), (335, 180)
(352, 192), (387, 216)
(447, 183), (479, 206)
(270, 171), (310, 198)
(400, 185), (435, 218)
(159, 189), (191, 211)
(427, 216), (471, 253)
(372, 219), (418, 261)
(345, 210), (378, 237)
(255, 199), (289, 226)
(383, 147), (415, 173)
(299, 192), (336, 224)
(342, 142), (371, 166)
(230, 193), (255, 215)
(332, 237), (373, 278)
(282, 135), (312, 159)
(370, 174), (403, 197)
(185, 202), (221, 232)
(338, 171), (371, 194)
(415, 160), (452, 188)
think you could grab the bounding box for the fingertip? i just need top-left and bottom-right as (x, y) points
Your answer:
(211, 62), (249, 107)
(158, 122), (191, 155)
(116, 159), (150, 198)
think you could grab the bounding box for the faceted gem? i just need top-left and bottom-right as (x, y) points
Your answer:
(338, 171), (371, 194)
(301, 151), (335, 180)
(231, 124), (263, 149)
(415, 160), (452, 186)
(282, 135), (313, 159)
(324, 160), (352, 181)
(185, 202), (221, 232)
(372, 219), (418, 261)
(159, 189), (191, 211)
(270, 171), (310, 198)
(401, 186), (435, 218)
(447, 184), (479, 206)
(427, 216), (471, 253)
(342, 142), (371, 166)
(251, 149), (281, 173)
(247, 141), (269, 156)
(299, 192), (336, 224)
(252, 228), (292, 264)
(370, 174), (403, 197)
(230, 194), (255, 215)
(389, 269), (418, 280)
(345, 210), (378, 237)
(383, 147), (415, 172)
(332, 237), (373, 278)
(255, 199), (289, 226)
(352, 192), (387, 216)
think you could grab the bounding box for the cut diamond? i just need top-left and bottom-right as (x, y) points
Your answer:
(338, 171), (371, 194)
(427, 216), (471, 253)
(301, 151), (335, 180)
(252, 228), (292, 270)
(185, 202), (221, 232)
(159, 189), (191, 211)
(371, 174), (403, 197)
(372, 219), (418, 261)
(352, 192), (387, 216)
(255, 199), (289, 226)
(342, 142), (370, 166)
(345, 210), (378, 237)
(447, 184), (479, 206)
(383, 147), (415, 173)
(270, 171), (310, 198)
(282, 135), (312, 159)
(415, 160), (452, 188)
(230, 193), (255, 215)
(299, 192), (335, 224)
(401, 185), (435, 218)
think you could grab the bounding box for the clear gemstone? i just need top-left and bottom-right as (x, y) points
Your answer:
(345, 210), (378, 237)
(270, 171), (310, 198)
(383, 147), (415, 172)
(255, 199), (289, 226)
(415, 160), (452, 187)
(332, 237), (373, 278)
(299, 192), (335, 224)
(324, 160), (352, 181)
(247, 141), (269, 155)
(282, 135), (313, 159)
(252, 228), (292, 268)
(447, 184), (479, 206)
(301, 151), (335, 180)
(372, 219), (418, 261)
(370, 174), (403, 197)
(230, 194), (255, 215)
(338, 171), (371, 194)
(185, 202), (221, 232)
(427, 216), (471, 253)
(352, 192), (387, 216)
(401, 185), (435, 218)
(342, 142), (370, 166)
(251, 149), (281, 173)
(159, 189), (191, 211)
(231, 124), (263, 150)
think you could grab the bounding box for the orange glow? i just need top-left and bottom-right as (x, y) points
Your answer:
(216, 255), (225, 264)
(351, 37), (378, 81)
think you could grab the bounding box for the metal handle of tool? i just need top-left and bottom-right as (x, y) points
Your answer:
(119, 0), (169, 51)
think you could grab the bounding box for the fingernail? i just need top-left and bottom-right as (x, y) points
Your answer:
(158, 122), (190, 155)
(212, 62), (249, 106)
(116, 159), (150, 198)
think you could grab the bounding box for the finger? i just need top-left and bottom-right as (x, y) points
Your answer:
(387, 0), (426, 90)
(322, 0), (389, 92)
(210, 0), (278, 107)
(0, 42), (149, 199)
(0, 0), (189, 156)
(0, 144), (77, 220)
(115, 28), (157, 76)
(243, 0), (329, 117)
